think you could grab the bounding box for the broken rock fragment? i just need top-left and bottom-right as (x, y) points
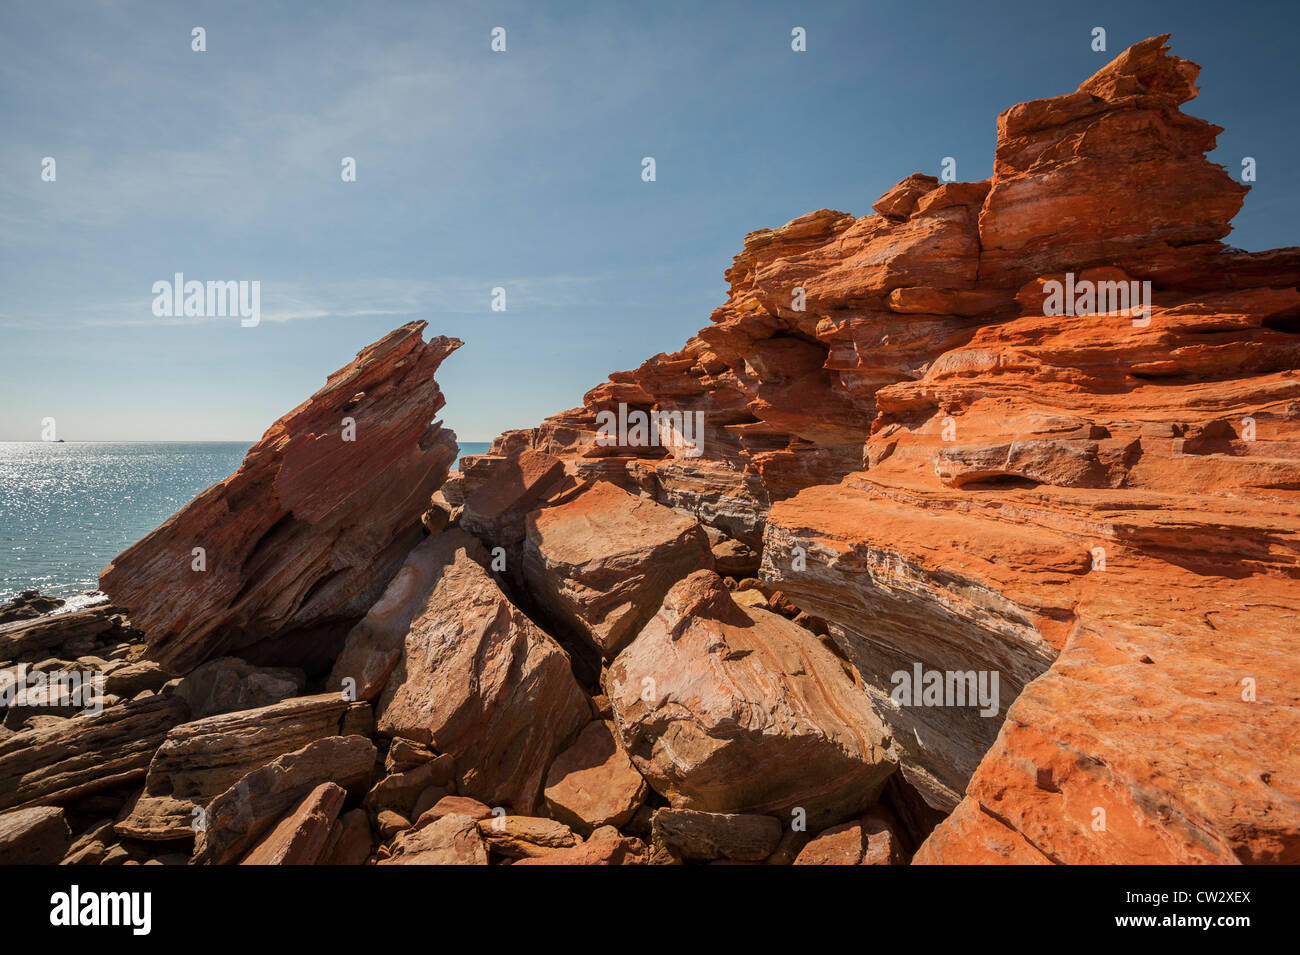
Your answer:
(606, 571), (895, 828)
(381, 812), (488, 866)
(523, 480), (714, 658)
(0, 806), (72, 864)
(118, 693), (366, 841)
(319, 808), (373, 866)
(514, 835), (649, 866)
(0, 696), (188, 812)
(193, 734), (376, 865)
(651, 808), (783, 862)
(543, 720), (647, 834)
(342, 530), (589, 814)
(478, 815), (580, 859)
(793, 812), (905, 865)
(240, 782), (348, 866)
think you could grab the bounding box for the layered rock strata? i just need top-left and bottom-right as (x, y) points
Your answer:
(448, 35), (1300, 863)
(2, 34), (1295, 868)
(100, 323), (461, 674)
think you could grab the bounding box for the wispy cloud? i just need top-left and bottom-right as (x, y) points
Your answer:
(0, 272), (649, 329)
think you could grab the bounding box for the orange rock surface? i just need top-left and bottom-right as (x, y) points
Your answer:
(51, 33), (1297, 867)
(464, 35), (1300, 864)
(100, 322), (462, 674)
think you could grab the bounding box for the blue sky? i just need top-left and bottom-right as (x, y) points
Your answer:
(2, 0), (1296, 441)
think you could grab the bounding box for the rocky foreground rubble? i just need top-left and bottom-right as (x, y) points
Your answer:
(1, 35), (1297, 865)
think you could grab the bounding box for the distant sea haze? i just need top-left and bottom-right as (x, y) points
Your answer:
(0, 440), (491, 602)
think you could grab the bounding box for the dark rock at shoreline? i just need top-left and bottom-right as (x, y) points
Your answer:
(0, 605), (132, 662)
(0, 591), (65, 625)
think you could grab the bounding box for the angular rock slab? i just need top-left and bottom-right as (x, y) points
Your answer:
(651, 808), (782, 862)
(100, 322), (462, 673)
(0, 696), (189, 812)
(793, 812), (904, 865)
(606, 571), (895, 828)
(524, 480), (714, 658)
(415, 795), (493, 828)
(240, 782), (348, 866)
(194, 734), (376, 865)
(478, 815), (579, 859)
(543, 720), (647, 834)
(455, 446), (569, 572)
(348, 530), (589, 814)
(327, 533), (462, 703)
(364, 752), (455, 817)
(513, 835), (649, 866)
(380, 812), (488, 865)
(117, 693), (364, 840)
(0, 806), (72, 864)
(319, 808), (373, 865)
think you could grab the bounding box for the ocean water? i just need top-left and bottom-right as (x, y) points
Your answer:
(0, 442), (252, 601)
(0, 439), (493, 602)
(453, 441), (491, 469)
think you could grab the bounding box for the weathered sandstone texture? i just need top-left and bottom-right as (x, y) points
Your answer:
(605, 570), (895, 828)
(116, 693), (367, 840)
(450, 36), (1300, 864)
(335, 529), (590, 814)
(195, 735), (376, 865)
(3, 34), (1295, 868)
(542, 720), (647, 833)
(0, 806), (72, 864)
(239, 782), (348, 866)
(100, 322), (461, 674)
(523, 480), (714, 658)
(0, 697), (189, 812)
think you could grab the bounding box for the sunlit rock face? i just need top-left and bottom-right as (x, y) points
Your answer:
(461, 35), (1300, 864)
(61, 33), (1300, 868)
(101, 323), (462, 675)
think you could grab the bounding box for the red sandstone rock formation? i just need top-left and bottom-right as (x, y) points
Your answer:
(605, 570), (895, 828)
(3, 33), (1296, 869)
(793, 811), (904, 866)
(117, 693), (371, 840)
(0, 806), (71, 864)
(455, 35), (1300, 864)
(379, 810), (489, 865)
(194, 735), (376, 864)
(523, 480), (715, 658)
(335, 529), (591, 814)
(543, 720), (647, 833)
(99, 322), (462, 675)
(239, 781), (348, 866)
